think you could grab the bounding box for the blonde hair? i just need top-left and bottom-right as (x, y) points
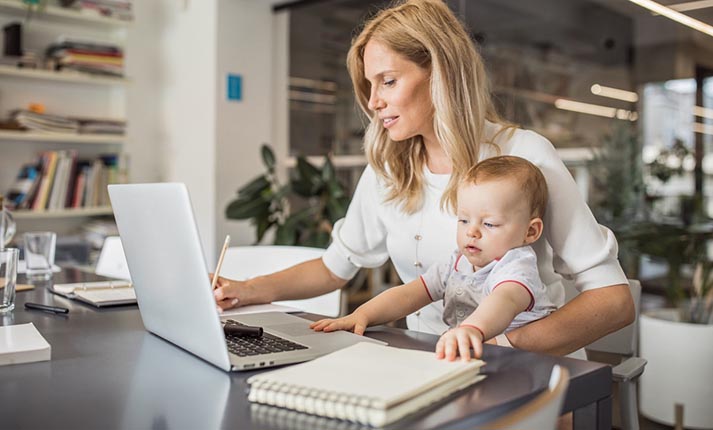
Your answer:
(347, 0), (515, 214)
(463, 156), (548, 219)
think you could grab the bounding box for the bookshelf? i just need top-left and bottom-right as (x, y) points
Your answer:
(0, 130), (124, 144)
(0, 1), (130, 236)
(0, 0), (131, 27)
(12, 206), (113, 219)
(0, 64), (129, 86)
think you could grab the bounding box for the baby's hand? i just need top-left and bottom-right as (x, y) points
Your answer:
(309, 312), (369, 335)
(436, 325), (484, 361)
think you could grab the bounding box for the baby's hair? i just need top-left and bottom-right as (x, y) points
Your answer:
(462, 156), (548, 219)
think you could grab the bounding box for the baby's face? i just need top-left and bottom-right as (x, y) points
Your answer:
(456, 179), (536, 270)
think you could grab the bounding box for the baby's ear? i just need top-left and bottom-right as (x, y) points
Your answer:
(524, 218), (543, 244)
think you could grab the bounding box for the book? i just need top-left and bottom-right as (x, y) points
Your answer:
(247, 342), (486, 427)
(52, 280), (136, 307)
(0, 323), (51, 366)
(4, 163), (39, 209)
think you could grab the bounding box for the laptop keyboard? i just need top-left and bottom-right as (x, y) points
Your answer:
(224, 319), (309, 357)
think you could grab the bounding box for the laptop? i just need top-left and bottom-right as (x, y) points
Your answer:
(108, 183), (385, 371)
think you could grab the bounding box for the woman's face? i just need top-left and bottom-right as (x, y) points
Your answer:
(363, 40), (434, 143)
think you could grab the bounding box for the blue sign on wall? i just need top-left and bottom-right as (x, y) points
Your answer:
(227, 74), (242, 101)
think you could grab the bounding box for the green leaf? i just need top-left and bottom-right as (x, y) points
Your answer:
(261, 144), (276, 172)
(296, 156), (323, 191)
(225, 197), (270, 220)
(302, 231), (331, 248)
(326, 197), (348, 221)
(237, 175), (270, 196)
(291, 178), (315, 197)
(256, 218), (274, 243)
(326, 178), (346, 199)
(275, 223), (297, 245)
(322, 157), (335, 182)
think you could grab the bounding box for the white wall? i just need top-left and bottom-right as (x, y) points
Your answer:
(125, 1), (162, 185)
(126, 1), (284, 259)
(215, 1), (288, 247)
(152, 0), (218, 262)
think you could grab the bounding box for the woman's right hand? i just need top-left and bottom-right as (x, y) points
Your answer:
(309, 312), (369, 335)
(210, 275), (250, 311)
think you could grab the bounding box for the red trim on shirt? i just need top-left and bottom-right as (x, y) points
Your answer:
(454, 254), (462, 272)
(419, 275), (434, 302)
(493, 280), (535, 311)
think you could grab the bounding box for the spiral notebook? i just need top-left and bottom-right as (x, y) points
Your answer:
(247, 342), (486, 427)
(52, 280), (136, 307)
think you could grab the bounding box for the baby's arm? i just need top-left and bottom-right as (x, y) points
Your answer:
(436, 282), (532, 361)
(310, 278), (432, 335)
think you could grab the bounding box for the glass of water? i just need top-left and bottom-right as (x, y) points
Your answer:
(24, 232), (56, 281)
(0, 247), (19, 313)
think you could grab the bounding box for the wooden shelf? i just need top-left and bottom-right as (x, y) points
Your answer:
(0, 65), (128, 86)
(0, 0), (131, 27)
(12, 206), (113, 219)
(0, 130), (124, 144)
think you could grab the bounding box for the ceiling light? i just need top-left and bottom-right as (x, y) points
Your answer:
(669, 0), (713, 12)
(555, 99), (617, 118)
(288, 90), (337, 104)
(591, 84), (639, 102)
(693, 105), (713, 120)
(627, 0), (713, 37)
(693, 122), (713, 135)
(554, 99), (637, 121)
(289, 77), (337, 92)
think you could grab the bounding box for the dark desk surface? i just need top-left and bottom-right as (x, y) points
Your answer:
(1, 272), (612, 430)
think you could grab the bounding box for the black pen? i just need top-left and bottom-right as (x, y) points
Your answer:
(224, 323), (263, 338)
(25, 302), (70, 314)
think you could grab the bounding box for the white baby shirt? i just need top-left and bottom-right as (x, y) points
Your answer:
(420, 246), (557, 331)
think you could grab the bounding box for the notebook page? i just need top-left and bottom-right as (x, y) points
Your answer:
(75, 287), (136, 303)
(248, 342), (484, 407)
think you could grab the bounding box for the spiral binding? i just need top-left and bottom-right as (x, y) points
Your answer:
(247, 377), (380, 426)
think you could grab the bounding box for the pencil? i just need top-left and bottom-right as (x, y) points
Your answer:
(211, 235), (231, 291)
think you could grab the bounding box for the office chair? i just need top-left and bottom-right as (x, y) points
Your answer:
(581, 279), (647, 430)
(219, 245), (342, 317)
(95, 236), (131, 280)
(478, 365), (570, 430)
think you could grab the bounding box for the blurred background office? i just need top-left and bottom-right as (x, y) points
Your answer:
(1, 1), (712, 428)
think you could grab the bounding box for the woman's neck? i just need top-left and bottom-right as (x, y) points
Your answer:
(423, 134), (452, 174)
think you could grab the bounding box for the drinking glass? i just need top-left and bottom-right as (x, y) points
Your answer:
(24, 232), (56, 281)
(0, 247), (19, 313)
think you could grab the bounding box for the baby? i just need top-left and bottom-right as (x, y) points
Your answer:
(311, 155), (556, 361)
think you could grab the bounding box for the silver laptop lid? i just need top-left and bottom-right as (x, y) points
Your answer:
(108, 183), (232, 371)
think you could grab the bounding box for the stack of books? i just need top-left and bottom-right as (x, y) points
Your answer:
(5, 151), (128, 211)
(10, 110), (126, 136)
(12, 110), (79, 134)
(45, 39), (124, 78)
(77, 0), (133, 21)
(78, 118), (126, 135)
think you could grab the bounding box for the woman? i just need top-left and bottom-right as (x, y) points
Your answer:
(214, 0), (634, 356)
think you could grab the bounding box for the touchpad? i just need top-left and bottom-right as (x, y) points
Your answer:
(270, 323), (315, 337)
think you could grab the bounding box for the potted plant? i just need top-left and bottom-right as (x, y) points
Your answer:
(639, 253), (713, 429)
(225, 144), (350, 248)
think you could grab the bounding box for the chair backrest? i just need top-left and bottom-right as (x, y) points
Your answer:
(586, 279), (642, 356)
(219, 245), (342, 317)
(479, 365), (570, 430)
(95, 236), (132, 281)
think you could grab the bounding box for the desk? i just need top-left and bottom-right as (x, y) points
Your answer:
(0, 274), (612, 430)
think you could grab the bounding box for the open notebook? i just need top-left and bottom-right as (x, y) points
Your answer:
(247, 342), (486, 427)
(52, 280), (136, 307)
